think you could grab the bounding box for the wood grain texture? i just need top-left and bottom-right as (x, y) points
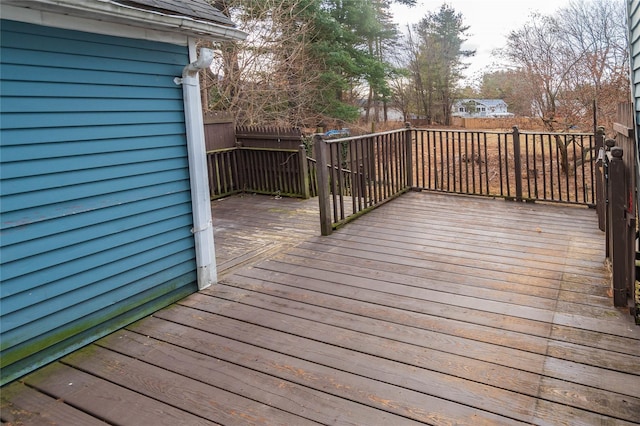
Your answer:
(2, 192), (638, 425)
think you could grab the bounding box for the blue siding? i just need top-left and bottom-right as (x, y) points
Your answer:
(631, 1), (640, 125)
(0, 20), (198, 384)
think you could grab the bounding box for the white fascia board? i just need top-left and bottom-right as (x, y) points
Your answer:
(1, 0), (247, 43)
(1, 4), (188, 44)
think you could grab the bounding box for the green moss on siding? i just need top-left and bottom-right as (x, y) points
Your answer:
(0, 274), (197, 386)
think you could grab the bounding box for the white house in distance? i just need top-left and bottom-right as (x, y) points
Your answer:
(452, 99), (514, 118)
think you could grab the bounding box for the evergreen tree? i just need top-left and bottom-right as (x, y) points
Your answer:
(409, 4), (474, 124)
(203, 0), (414, 127)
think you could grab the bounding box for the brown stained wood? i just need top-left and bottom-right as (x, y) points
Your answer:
(95, 330), (418, 426)
(385, 200), (598, 235)
(247, 255), (557, 323)
(238, 259), (555, 338)
(223, 272), (549, 350)
(61, 345), (315, 426)
(289, 241), (607, 294)
(201, 283), (640, 421)
(3, 191), (639, 425)
(191, 286), (547, 382)
(226, 267), (639, 378)
(373, 214), (602, 251)
(550, 324), (640, 357)
(275, 248), (561, 299)
(294, 240), (564, 290)
(345, 217), (603, 259)
(151, 305), (535, 424)
(532, 399), (639, 426)
(23, 363), (216, 426)
(129, 315), (526, 426)
(264, 253), (561, 307)
(268, 248), (611, 318)
(336, 223), (605, 270)
(0, 381), (106, 426)
(310, 233), (604, 280)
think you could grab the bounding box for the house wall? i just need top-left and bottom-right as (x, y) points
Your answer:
(0, 19), (198, 384)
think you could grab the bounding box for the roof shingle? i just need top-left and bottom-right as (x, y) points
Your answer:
(116, 0), (234, 26)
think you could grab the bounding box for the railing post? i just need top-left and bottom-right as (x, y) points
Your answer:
(314, 134), (332, 236)
(607, 146), (629, 307)
(512, 126), (523, 201)
(604, 138), (616, 259)
(595, 126), (605, 231)
(405, 122), (413, 189)
(298, 144), (310, 199)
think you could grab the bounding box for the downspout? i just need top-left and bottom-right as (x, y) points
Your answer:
(175, 39), (216, 290)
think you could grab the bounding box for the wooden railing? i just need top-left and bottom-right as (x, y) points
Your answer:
(307, 158), (318, 198)
(313, 125), (602, 234)
(209, 125), (602, 235)
(604, 102), (637, 312)
(411, 127), (600, 206)
(207, 145), (311, 199)
(314, 130), (411, 235)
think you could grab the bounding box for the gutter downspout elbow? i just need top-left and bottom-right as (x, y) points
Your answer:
(176, 44), (216, 290)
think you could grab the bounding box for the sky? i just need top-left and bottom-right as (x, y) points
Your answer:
(390, 0), (574, 86)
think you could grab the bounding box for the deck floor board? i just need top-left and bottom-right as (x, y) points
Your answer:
(2, 192), (639, 425)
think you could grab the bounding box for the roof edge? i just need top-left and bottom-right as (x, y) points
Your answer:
(2, 0), (247, 41)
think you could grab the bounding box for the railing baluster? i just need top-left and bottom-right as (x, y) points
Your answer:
(350, 136), (359, 213)
(456, 132), (462, 193)
(444, 131), (450, 191)
(531, 134), (537, 199)
(556, 134), (562, 201)
(427, 131), (433, 189)
(436, 132), (446, 190)
(472, 132), (478, 194)
(483, 133), (489, 195)
(567, 136), (582, 203)
(497, 133), (504, 197)
(512, 126), (523, 202)
(504, 133), (511, 198)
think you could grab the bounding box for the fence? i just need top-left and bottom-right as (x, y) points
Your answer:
(206, 124), (601, 234)
(207, 145), (311, 199)
(411, 127), (599, 205)
(203, 112), (235, 151)
(313, 126), (600, 234)
(314, 130), (410, 235)
(236, 126), (304, 150)
(450, 116), (544, 130)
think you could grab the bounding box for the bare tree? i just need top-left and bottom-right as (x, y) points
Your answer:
(201, 0), (330, 127)
(558, 0), (629, 131)
(501, 0), (628, 174)
(502, 0), (627, 132)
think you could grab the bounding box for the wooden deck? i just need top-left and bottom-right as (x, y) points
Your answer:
(2, 192), (639, 425)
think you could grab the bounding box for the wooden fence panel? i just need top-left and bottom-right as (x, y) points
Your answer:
(236, 126), (303, 150)
(203, 112), (235, 151)
(207, 148), (242, 200)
